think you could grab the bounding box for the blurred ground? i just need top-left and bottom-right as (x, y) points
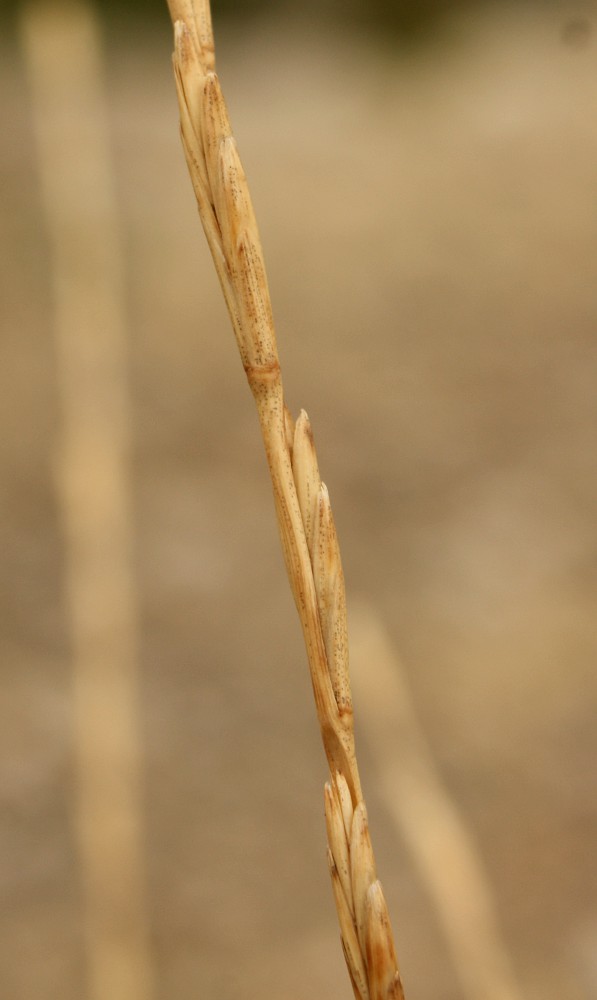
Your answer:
(1, 3), (596, 999)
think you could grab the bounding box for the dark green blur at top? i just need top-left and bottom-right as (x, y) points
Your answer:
(2, 0), (562, 45)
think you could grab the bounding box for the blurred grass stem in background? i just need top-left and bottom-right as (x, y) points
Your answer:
(20, 4), (154, 999)
(350, 601), (525, 1000)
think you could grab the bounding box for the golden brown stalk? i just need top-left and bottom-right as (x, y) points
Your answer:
(21, 5), (153, 1000)
(165, 3), (404, 996)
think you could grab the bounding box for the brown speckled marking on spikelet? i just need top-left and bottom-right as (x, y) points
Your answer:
(165, 1), (404, 995)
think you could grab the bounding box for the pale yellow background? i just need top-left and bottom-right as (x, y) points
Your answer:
(1, 3), (596, 998)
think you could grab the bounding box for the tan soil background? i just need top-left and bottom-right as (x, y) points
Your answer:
(1, 4), (596, 999)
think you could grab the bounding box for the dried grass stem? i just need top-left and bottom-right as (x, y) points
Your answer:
(166, 3), (403, 996)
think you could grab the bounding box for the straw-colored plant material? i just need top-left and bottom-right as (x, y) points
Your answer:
(21, 5), (153, 1000)
(165, 1), (404, 996)
(350, 600), (526, 1000)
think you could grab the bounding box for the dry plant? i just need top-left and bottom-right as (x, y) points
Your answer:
(165, 1), (404, 997)
(350, 601), (525, 1000)
(21, 4), (153, 1000)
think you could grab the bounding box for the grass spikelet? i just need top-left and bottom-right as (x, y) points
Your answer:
(164, 1), (404, 994)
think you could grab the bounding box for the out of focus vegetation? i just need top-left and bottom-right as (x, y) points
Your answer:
(1, 0), (582, 45)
